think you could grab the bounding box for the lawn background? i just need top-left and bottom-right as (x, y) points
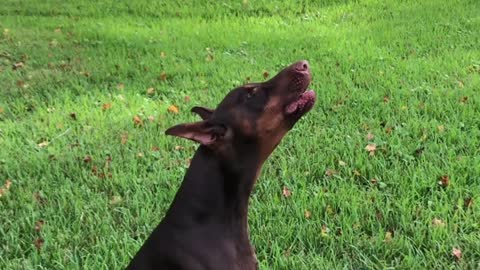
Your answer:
(1, 0), (479, 269)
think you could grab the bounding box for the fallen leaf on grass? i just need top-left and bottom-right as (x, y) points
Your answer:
(365, 144), (377, 156)
(459, 96), (468, 104)
(83, 155), (92, 163)
(37, 141), (49, 148)
(12, 62), (24, 70)
(263, 71), (269, 79)
(133, 115), (143, 127)
(69, 112), (77, 120)
(321, 224), (329, 237)
(0, 179), (12, 197)
(282, 186), (292, 198)
(146, 87), (155, 95)
(325, 168), (337, 177)
(102, 103), (112, 111)
(383, 96), (390, 103)
(35, 220), (45, 232)
(151, 146), (160, 151)
(159, 72), (167, 81)
(174, 145), (185, 151)
(438, 175), (449, 187)
(33, 192), (47, 205)
(366, 132), (375, 140)
(168, 105), (179, 114)
(452, 247), (462, 261)
(109, 195), (122, 205)
(432, 218), (446, 227)
(304, 210), (311, 219)
(160, 51), (166, 58)
(34, 238), (44, 251)
(384, 231), (393, 243)
(464, 197), (473, 209)
(0, 107), (4, 114)
(437, 125), (445, 133)
(120, 133), (128, 144)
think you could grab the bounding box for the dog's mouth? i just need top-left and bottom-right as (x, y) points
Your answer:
(285, 89), (316, 116)
(284, 64), (316, 117)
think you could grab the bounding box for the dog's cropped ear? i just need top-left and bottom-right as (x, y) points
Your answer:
(165, 120), (226, 146)
(191, 106), (214, 120)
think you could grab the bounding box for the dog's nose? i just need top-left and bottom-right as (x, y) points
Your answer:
(294, 60), (309, 72)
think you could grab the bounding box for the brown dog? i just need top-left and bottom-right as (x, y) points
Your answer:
(126, 60), (316, 270)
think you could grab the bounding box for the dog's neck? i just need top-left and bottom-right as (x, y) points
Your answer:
(163, 145), (262, 235)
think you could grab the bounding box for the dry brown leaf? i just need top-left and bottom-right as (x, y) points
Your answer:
(263, 71), (269, 79)
(151, 146), (160, 152)
(321, 224), (329, 237)
(35, 220), (45, 232)
(34, 238), (44, 251)
(0, 179), (12, 197)
(464, 197), (473, 209)
(459, 96), (468, 104)
(109, 195), (122, 205)
(69, 112), (77, 120)
(83, 155), (92, 163)
(146, 87), (155, 95)
(452, 247), (462, 261)
(371, 178), (378, 184)
(133, 115), (143, 127)
(282, 186), (292, 198)
(384, 231), (393, 242)
(102, 103), (112, 111)
(12, 62), (24, 70)
(438, 175), (449, 187)
(437, 125), (445, 133)
(174, 145), (185, 151)
(383, 96), (390, 103)
(37, 141), (49, 148)
(120, 133), (128, 144)
(168, 105), (179, 114)
(33, 192), (47, 205)
(432, 218), (446, 227)
(304, 210), (311, 219)
(325, 168), (337, 177)
(365, 144), (377, 156)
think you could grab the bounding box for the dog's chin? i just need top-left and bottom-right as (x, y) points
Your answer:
(284, 89), (316, 118)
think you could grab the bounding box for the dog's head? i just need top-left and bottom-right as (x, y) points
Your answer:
(166, 60), (316, 163)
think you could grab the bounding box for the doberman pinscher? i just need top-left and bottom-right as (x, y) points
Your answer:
(126, 60), (316, 270)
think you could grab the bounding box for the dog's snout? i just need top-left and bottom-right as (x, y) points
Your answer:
(294, 60), (309, 72)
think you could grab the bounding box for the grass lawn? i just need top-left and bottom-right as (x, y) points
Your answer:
(1, 0), (480, 269)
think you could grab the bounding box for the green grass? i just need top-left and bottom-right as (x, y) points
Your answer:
(1, 0), (480, 269)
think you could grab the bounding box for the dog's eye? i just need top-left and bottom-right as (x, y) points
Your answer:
(246, 87), (258, 100)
